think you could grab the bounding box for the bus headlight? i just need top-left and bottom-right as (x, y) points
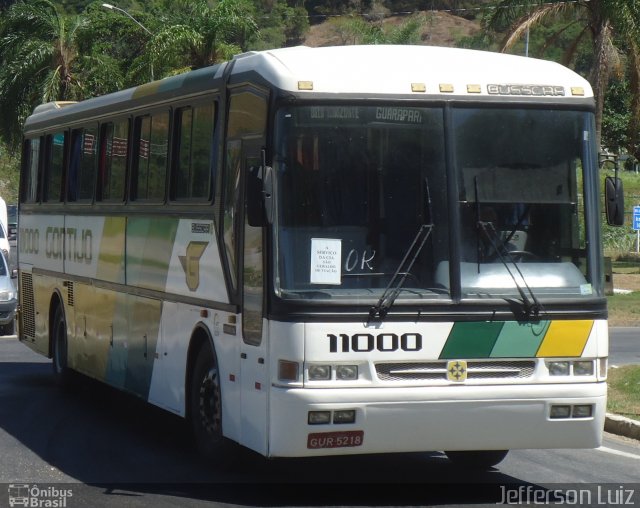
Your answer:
(573, 361), (594, 376)
(336, 365), (358, 380)
(308, 364), (331, 380)
(547, 361), (570, 376)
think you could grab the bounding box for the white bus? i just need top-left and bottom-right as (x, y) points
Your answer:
(18, 45), (622, 469)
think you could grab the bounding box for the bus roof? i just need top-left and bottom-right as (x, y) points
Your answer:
(232, 45), (593, 99)
(24, 45), (592, 132)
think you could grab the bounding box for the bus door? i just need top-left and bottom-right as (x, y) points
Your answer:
(239, 139), (267, 454)
(223, 88), (268, 454)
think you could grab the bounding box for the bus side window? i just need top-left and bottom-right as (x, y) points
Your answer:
(132, 111), (169, 202)
(98, 120), (128, 202)
(43, 132), (65, 203)
(173, 102), (215, 201)
(21, 137), (42, 203)
(68, 126), (97, 202)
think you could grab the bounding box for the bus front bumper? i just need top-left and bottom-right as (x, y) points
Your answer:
(267, 382), (606, 458)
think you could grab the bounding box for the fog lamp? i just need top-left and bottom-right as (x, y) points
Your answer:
(573, 361), (594, 376)
(572, 405), (593, 418)
(550, 405), (571, 419)
(548, 361), (570, 376)
(336, 365), (358, 380)
(308, 411), (331, 425)
(309, 364), (331, 380)
(333, 410), (356, 424)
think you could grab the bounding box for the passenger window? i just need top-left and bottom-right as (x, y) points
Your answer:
(44, 132), (65, 202)
(99, 120), (128, 202)
(133, 112), (169, 202)
(22, 137), (41, 203)
(68, 126), (97, 202)
(174, 102), (215, 201)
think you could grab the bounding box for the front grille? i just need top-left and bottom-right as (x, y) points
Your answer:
(376, 360), (536, 381)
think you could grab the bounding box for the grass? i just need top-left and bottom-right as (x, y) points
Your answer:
(607, 292), (640, 326)
(607, 365), (640, 421)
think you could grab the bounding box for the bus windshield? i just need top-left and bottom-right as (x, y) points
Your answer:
(455, 108), (593, 300)
(273, 105), (596, 303)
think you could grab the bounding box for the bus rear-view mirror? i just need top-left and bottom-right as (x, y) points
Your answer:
(604, 176), (624, 226)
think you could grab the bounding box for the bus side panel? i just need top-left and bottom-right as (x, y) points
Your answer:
(19, 213), (65, 273)
(126, 217), (179, 293)
(124, 294), (162, 400)
(18, 213), (65, 357)
(148, 301), (198, 416)
(146, 304), (242, 435)
(163, 218), (229, 304)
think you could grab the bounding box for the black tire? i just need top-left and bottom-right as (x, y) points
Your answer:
(190, 343), (227, 461)
(0, 321), (12, 336)
(445, 450), (509, 470)
(52, 305), (72, 387)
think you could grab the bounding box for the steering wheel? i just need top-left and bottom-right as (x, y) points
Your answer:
(506, 250), (539, 262)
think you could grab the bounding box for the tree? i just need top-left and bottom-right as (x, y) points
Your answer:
(486, 0), (640, 150)
(325, 12), (426, 45)
(126, 0), (260, 79)
(0, 0), (86, 147)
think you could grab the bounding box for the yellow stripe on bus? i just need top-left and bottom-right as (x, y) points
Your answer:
(535, 320), (593, 357)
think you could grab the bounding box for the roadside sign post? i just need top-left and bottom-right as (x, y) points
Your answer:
(633, 206), (640, 253)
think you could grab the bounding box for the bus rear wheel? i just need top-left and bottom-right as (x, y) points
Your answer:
(51, 305), (72, 387)
(445, 450), (509, 470)
(190, 343), (227, 461)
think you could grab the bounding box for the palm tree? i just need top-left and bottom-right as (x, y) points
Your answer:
(0, 0), (86, 147)
(486, 0), (640, 150)
(123, 0), (259, 81)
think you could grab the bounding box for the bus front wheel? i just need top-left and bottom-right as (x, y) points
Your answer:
(445, 450), (509, 470)
(190, 343), (227, 460)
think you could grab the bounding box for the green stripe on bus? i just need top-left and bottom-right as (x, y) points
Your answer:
(489, 321), (550, 358)
(126, 217), (179, 291)
(439, 321), (503, 359)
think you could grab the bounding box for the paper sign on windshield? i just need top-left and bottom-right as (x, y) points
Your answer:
(310, 238), (341, 285)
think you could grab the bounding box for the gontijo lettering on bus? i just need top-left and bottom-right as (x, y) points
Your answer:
(19, 226), (92, 262)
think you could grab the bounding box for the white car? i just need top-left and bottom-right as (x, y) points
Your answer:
(0, 250), (16, 335)
(0, 222), (9, 260)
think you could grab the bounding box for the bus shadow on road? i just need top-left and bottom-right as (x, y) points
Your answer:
(1, 359), (533, 505)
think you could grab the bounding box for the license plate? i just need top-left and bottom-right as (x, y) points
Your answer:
(307, 430), (364, 449)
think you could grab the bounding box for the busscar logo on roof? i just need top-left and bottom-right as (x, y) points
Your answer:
(487, 84), (565, 96)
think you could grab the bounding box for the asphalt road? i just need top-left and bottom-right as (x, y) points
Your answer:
(609, 327), (640, 366)
(0, 335), (639, 508)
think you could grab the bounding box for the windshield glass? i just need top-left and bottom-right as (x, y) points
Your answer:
(274, 105), (448, 300)
(454, 108), (594, 299)
(272, 105), (598, 304)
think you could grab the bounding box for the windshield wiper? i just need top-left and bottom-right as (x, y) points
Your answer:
(473, 176), (541, 318)
(368, 224), (433, 322)
(477, 220), (542, 318)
